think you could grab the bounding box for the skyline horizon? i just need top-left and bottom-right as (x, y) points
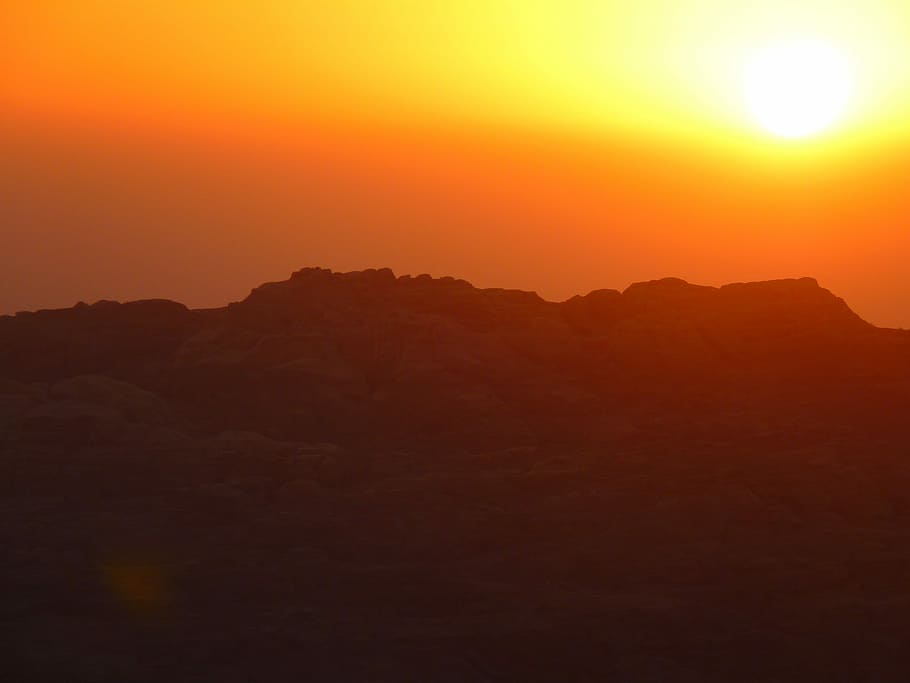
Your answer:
(7, 263), (898, 332)
(3, 2), (909, 328)
(3, 109), (908, 328)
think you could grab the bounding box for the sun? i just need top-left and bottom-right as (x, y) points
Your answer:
(744, 39), (855, 140)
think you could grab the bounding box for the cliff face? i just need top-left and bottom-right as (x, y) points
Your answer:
(0, 267), (905, 446)
(4, 268), (910, 681)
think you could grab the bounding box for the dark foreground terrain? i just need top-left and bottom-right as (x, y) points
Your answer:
(3, 267), (910, 681)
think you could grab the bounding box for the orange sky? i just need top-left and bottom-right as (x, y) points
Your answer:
(2, 2), (909, 326)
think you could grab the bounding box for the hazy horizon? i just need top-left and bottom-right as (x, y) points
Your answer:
(2, 107), (909, 328)
(3, 1), (909, 326)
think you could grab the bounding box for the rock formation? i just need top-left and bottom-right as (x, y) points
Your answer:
(3, 268), (910, 681)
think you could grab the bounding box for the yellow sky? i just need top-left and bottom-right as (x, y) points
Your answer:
(3, 1), (909, 146)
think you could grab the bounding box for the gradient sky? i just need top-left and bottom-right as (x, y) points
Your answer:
(2, 1), (910, 326)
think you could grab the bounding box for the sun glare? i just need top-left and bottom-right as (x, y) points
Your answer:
(744, 39), (855, 140)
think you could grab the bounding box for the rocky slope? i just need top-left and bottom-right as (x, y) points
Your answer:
(3, 268), (910, 681)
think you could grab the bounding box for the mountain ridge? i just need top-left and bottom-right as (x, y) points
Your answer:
(2, 268), (868, 325)
(0, 267), (906, 448)
(5, 266), (910, 680)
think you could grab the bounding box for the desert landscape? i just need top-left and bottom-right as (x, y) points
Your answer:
(3, 267), (910, 681)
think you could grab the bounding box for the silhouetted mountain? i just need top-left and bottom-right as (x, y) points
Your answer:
(3, 268), (910, 681)
(1, 268), (906, 444)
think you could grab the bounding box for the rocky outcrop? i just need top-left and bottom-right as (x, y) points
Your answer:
(0, 268), (905, 447)
(0, 298), (202, 387)
(4, 267), (910, 681)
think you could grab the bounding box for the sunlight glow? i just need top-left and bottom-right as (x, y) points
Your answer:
(744, 40), (855, 139)
(2, 2), (907, 150)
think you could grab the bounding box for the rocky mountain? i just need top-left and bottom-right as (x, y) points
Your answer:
(3, 268), (910, 681)
(2, 267), (906, 445)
